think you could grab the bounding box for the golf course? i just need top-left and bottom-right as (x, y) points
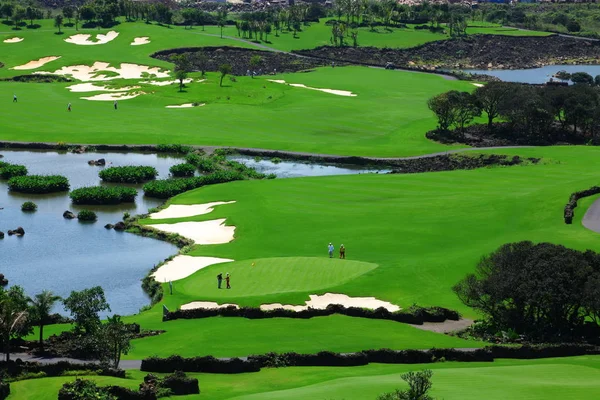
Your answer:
(1, 7), (600, 399)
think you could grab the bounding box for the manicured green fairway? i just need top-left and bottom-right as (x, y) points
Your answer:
(9, 356), (600, 400)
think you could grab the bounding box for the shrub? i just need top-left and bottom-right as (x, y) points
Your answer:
(77, 210), (97, 221)
(0, 382), (9, 400)
(143, 171), (244, 198)
(185, 153), (218, 172)
(21, 201), (37, 212)
(8, 175), (70, 193)
(169, 163), (196, 177)
(70, 186), (137, 205)
(226, 160), (267, 179)
(98, 166), (158, 183)
(156, 144), (193, 154)
(0, 164), (27, 179)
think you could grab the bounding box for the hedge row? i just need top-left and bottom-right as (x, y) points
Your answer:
(70, 186), (137, 205)
(0, 382), (8, 400)
(7, 175), (70, 193)
(99, 166), (158, 183)
(0, 359), (124, 379)
(143, 170), (244, 199)
(564, 186), (600, 224)
(141, 344), (600, 373)
(163, 304), (459, 325)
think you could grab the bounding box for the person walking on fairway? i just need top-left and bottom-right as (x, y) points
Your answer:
(225, 273), (231, 289)
(114, 100), (118, 110)
(13, 94), (17, 103)
(340, 244), (346, 259)
(67, 103), (71, 112)
(217, 273), (223, 289)
(328, 243), (334, 258)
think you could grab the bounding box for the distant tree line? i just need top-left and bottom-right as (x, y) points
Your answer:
(428, 80), (600, 146)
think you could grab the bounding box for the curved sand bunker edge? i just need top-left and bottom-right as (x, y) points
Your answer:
(67, 83), (141, 93)
(181, 293), (401, 312)
(65, 31), (119, 45)
(149, 201), (236, 220)
(268, 79), (357, 97)
(152, 255), (234, 282)
(165, 103), (205, 109)
(148, 218), (235, 245)
(81, 91), (145, 101)
(12, 56), (61, 70)
(131, 37), (150, 46)
(3, 37), (23, 43)
(35, 61), (170, 82)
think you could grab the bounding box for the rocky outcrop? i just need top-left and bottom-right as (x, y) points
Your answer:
(63, 210), (76, 219)
(114, 221), (126, 231)
(295, 35), (600, 71)
(88, 158), (106, 166)
(0, 231), (4, 239)
(104, 223), (114, 229)
(7, 227), (25, 236)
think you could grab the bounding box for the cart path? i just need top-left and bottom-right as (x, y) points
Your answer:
(582, 197), (600, 233)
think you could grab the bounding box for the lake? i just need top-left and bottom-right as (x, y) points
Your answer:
(460, 64), (600, 84)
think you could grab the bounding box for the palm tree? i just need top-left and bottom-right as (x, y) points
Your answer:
(28, 290), (61, 351)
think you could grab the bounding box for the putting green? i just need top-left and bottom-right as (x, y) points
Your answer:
(175, 257), (378, 303)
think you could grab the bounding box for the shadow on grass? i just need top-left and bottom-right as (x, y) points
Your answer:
(27, 24), (41, 29)
(54, 31), (65, 35)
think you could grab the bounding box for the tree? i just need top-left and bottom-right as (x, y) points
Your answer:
(170, 54), (191, 92)
(554, 70), (571, 81)
(427, 92), (455, 132)
(97, 315), (131, 369)
(0, 3), (14, 23)
(28, 290), (61, 351)
(12, 6), (26, 28)
(249, 55), (262, 77)
(25, 6), (39, 27)
(63, 6), (74, 24)
(474, 82), (512, 130)
(449, 91), (481, 134)
(63, 286), (111, 335)
(377, 370), (435, 400)
(0, 286), (31, 361)
(54, 14), (64, 33)
(567, 20), (581, 33)
(218, 9), (228, 39)
(571, 72), (594, 85)
(79, 5), (96, 23)
(191, 51), (208, 77)
(219, 63), (232, 87)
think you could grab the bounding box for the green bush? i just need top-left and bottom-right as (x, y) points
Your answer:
(0, 163), (27, 180)
(77, 210), (97, 221)
(143, 170), (244, 199)
(156, 144), (194, 154)
(98, 166), (158, 183)
(21, 201), (37, 212)
(169, 163), (196, 177)
(70, 186), (137, 205)
(226, 160), (267, 179)
(8, 175), (70, 193)
(185, 153), (218, 173)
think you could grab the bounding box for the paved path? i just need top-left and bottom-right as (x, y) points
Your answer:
(11, 353), (143, 370)
(582, 197), (600, 233)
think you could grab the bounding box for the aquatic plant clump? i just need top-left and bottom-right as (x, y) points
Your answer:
(21, 201), (37, 212)
(98, 165), (158, 183)
(77, 209), (98, 221)
(70, 186), (137, 205)
(0, 162), (28, 180)
(8, 175), (70, 193)
(169, 163), (196, 177)
(143, 171), (245, 199)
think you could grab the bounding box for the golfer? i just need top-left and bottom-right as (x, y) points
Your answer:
(114, 100), (118, 110)
(67, 103), (71, 112)
(328, 243), (334, 258)
(217, 273), (223, 289)
(226, 273), (231, 289)
(13, 94), (17, 103)
(340, 244), (346, 259)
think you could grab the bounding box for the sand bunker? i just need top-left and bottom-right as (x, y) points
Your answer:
(181, 301), (239, 310)
(150, 202), (235, 219)
(181, 293), (400, 312)
(152, 255), (234, 282)
(36, 61), (169, 82)
(81, 91), (144, 101)
(66, 83), (141, 92)
(268, 79), (357, 97)
(65, 31), (119, 45)
(12, 56), (61, 70)
(131, 37), (150, 46)
(140, 78), (193, 86)
(165, 103), (205, 109)
(472, 83), (484, 87)
(3, 37), (23, 43)
(149, 219), (235, 245)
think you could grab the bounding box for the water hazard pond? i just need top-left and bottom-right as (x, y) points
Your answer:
(460, 64), (600, 84)
(0, 149), (387, 315)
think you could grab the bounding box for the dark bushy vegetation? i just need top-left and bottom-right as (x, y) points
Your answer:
(454, 241), (600, 342)
(8, 175), (69, 193)
(0, 162), (27, 180)
(164, 303), (459, 325)
(0, 382), (8, 400)
(0, 359), (124, 380)
(428, 82), (600, 147)
(143, 171), (244, 198)
(20, 201), (37, 212)
(564, 186), (600, 224)
(70, 186), (137, 205)
(155, 144), (193, 154)
(99, 166), (158, 183)
(169, 163), (196, 177)
(77, 210), (97, 222)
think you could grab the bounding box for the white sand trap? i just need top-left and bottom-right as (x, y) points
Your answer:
(131, 36), (150, 46)
(65, 31), (119, 45)
(150, 202), (235, 219)
(140, 78), (193, 86)
(12, 56), (61, 70)
(181, 301), (239, 310)
(472, 83), (484, 87)
(165, 103), (205, 109)
(81, 91), (144, 101)
(66, 83), (141, 92)
(36, 61), (169, 82)
(152, 255), (234, 282)
(260, 293), (400, 312)
(268, 79), (357, 97)
(3, 37), (23, 43)
(149, 218), (235, 245)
